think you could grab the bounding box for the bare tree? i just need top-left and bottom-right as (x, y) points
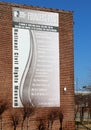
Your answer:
(75, 94), (85, 122)
(21, 106), (35, 130)
(37, 119), (46, 130)
(59, 111), (63, 130)
(0, 100), (8, 130)
(10, 110), (20, 130)
(47, 110), (59, 130)
(88, 95), (91, 119)
(36, 109), (63, 130)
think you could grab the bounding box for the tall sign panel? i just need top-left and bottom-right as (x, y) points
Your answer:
(12, 8), (60, 107)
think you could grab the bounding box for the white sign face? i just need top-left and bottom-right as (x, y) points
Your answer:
(12, 8), (60, 107)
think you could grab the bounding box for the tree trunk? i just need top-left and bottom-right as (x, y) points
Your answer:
(14, 126), (16, 130)
(21, 120), (24, 130)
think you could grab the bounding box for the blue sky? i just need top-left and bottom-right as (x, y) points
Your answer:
(0, 0), (91, 90)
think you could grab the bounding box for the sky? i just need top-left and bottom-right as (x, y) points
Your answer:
(0, 0), (91, 91)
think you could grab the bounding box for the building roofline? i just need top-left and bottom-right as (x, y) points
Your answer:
(75, 91), (91, 95)
(0, 1), (73, 14)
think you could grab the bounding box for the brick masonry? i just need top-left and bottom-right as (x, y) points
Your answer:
(0, 2), (75, 130)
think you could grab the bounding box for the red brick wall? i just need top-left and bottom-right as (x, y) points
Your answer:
(0, 2), (75, 130)
(59, 12), (75, 130)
